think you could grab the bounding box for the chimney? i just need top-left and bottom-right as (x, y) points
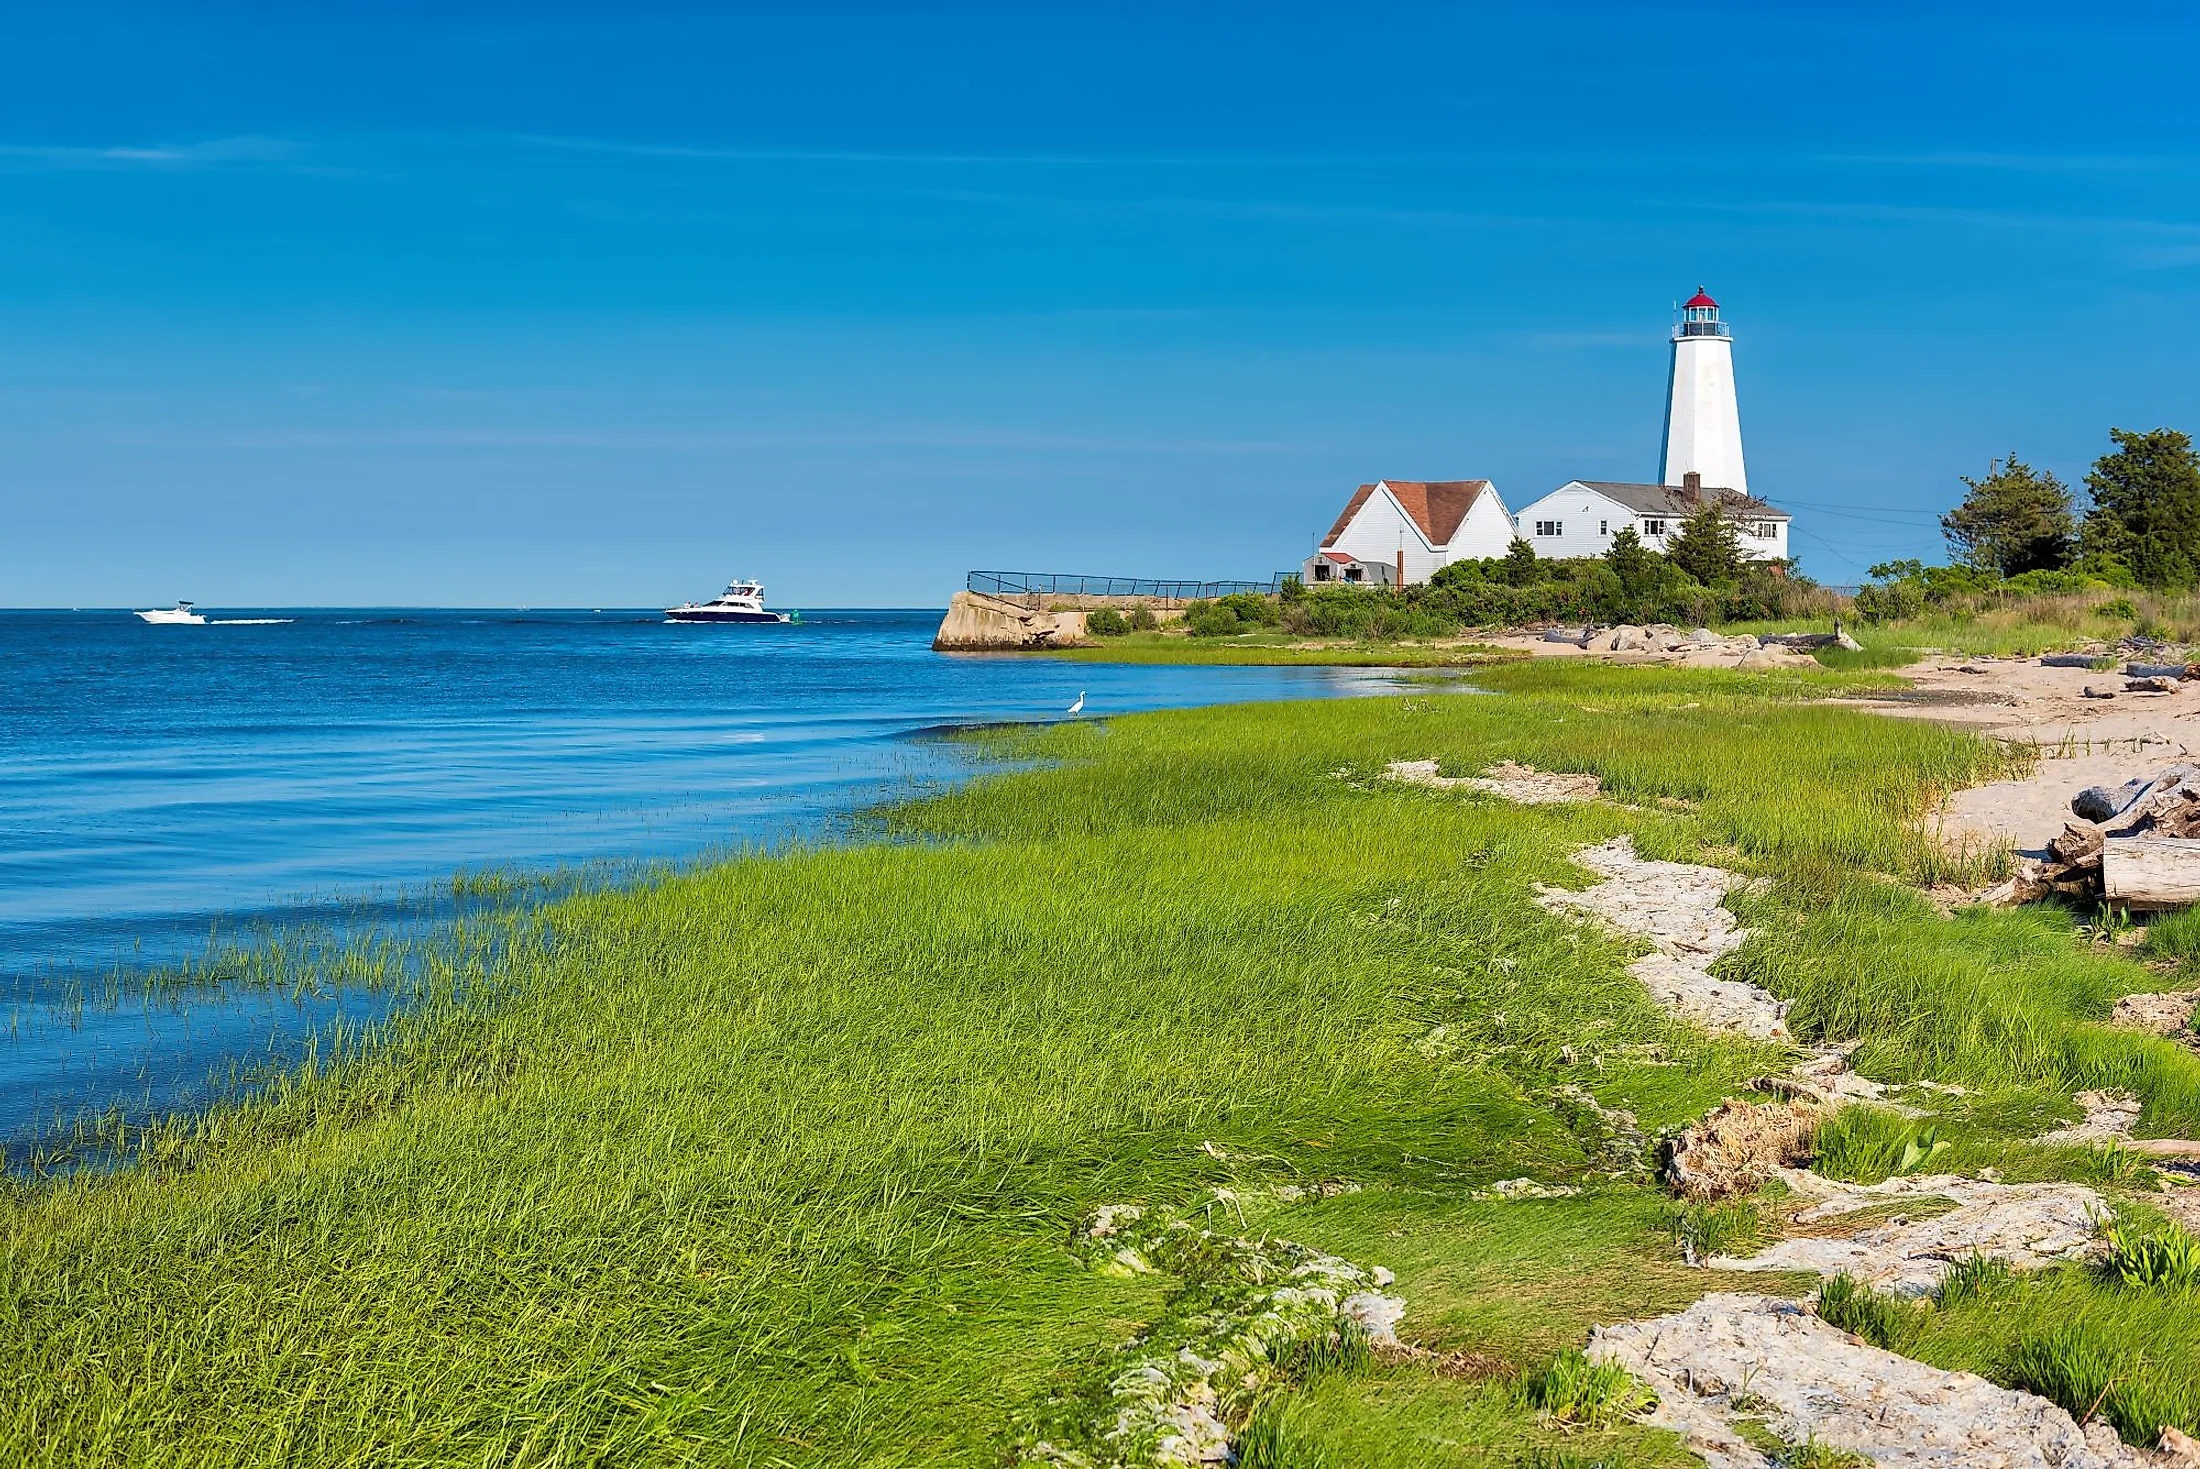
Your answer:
(1683, 470), (1703, 502)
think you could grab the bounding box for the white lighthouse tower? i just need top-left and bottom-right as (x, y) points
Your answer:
(1660, 287), (1747, 496)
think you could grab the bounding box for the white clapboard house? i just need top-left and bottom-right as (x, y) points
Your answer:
(1302, 479), (1516, 587)
(1511, 474), (1790, 562)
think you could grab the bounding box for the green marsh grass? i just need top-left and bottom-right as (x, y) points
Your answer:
(6, 663), (2200, 1464)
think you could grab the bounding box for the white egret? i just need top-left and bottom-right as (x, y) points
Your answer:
(1067, 690), (1086, 716)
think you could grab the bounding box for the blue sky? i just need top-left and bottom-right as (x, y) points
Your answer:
(3, 2), (2197, 606)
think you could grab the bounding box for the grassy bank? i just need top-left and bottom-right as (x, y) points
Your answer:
(1046, 633), (1527, 667)
(6, 662), (2199, 1465)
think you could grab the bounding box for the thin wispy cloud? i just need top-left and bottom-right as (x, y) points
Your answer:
(0, 136), (304, 169)
(1817, 151), (2197, 174)
(1689, 197), (2200, 239)
(204, 426), (1301, 456)
(506, 132), (1355, 169)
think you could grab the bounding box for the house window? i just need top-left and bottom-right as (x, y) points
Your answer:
(1344, 566), (1363, 582)
(1534, 520), (1562, 537)
(1753, 521), (1776, 538)
(1312, 561), (1332, 581)
(1644, 519), (1666, 536)
(1599, 520), (1608, 536)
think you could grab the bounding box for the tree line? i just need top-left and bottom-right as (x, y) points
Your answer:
(1937, 427), (2200, 588)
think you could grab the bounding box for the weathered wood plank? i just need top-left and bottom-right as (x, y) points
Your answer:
(2102, 836), (2200, 910)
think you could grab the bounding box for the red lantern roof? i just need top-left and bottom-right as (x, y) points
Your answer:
(1684, 288), (1719, 309)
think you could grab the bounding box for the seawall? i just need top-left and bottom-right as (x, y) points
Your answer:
(932, 591), (1091, 651)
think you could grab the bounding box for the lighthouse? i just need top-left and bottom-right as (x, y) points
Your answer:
(1659, 287), (1747, 497)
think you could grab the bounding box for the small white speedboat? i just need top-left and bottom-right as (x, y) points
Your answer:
(136, 601), (206, 625)
(665, 580), (791, 624)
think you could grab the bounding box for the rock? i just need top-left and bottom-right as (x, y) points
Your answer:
(2042, 653), (2109, 668)
(1607, 624), (1648, 652)
(1543, 626), (1590, 644)
(1735, 645), (1807, 670)
(2036, 1088), (2143, 1145)
(1591, 1294), (2145, 1469)
(1384, 759), (1601, 805)
(2083, 684), (2118, 700)
(1666, 1098), (1820, 1201)
(1031, 1207), (1407, 1466)
(1535, 836), (1789, 1041)
(2164, 1425), (2200, 1465)
(1712, 1177), (2106, 1295)
(2109, 991), (2200, 1035)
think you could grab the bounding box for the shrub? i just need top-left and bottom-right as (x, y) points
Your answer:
(2096, 597), (2139, 622)
(1084, 608), (1129, 637)
(1814, 1273), (1924, 1351)
(1213, 591), (1282, 627)
(1809, 1107), (1949, 1183)
(1184, 601), (1241, 637)
(1520, 1348), (1656, 1426)
(1127, 605), (1158, 631)
(2103, 1218), (2200, 1291)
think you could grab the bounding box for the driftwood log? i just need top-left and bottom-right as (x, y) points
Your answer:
(1985, 764), (2200, 909)
(2040, 654), (2109, 669)
(2104, 837), (2200, 910)
(2126, 661), (2200, 680)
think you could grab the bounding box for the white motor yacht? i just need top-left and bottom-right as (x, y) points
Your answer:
(136, 601), (207, 625)
(664, 580), (791, 624)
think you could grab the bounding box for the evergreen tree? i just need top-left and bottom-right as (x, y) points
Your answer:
(1604, 524), (1657, 599)
(1501, 536), (1539, 586)
(1665, 504), (1743, 586)
(1939, 454), (2074, 576)
(2081, 428), (2200, 588)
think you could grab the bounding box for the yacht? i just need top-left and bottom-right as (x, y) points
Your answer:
(136, 601), (206, 625)
(664, 580), (791, 624)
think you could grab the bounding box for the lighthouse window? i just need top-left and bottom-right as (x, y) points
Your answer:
(1534, 520), (1561, 537)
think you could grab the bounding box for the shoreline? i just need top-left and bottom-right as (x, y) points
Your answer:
(9, 659), (2200, 1462)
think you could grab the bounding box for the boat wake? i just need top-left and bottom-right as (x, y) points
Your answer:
(208, 618), (296, 626)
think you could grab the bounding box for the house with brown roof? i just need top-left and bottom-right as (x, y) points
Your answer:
(1303, 479), (1516, 587)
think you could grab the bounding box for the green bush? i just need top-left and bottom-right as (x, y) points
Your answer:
(2096, 596), (2138, 622)
(1185, 602), (1243, 637)
(1520, 1348), (1656, 1426)
(2104, 1218), (2200, 1292)
(1809, 1106), (1948, 1183)
(1084, 608), (1129, 637)
(1127, 605), (1158, 631)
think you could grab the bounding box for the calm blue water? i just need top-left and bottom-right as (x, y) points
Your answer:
(0, 609), (1425, 1156)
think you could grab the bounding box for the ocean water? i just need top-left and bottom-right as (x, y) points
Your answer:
(0, 609), (1429, 1154)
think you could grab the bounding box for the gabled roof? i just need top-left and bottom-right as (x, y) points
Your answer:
(1565, 480), (1790, 521)
(1320, 479), (1495, 549)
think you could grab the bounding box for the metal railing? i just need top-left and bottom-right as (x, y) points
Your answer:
(968, 570), (1287, 603)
